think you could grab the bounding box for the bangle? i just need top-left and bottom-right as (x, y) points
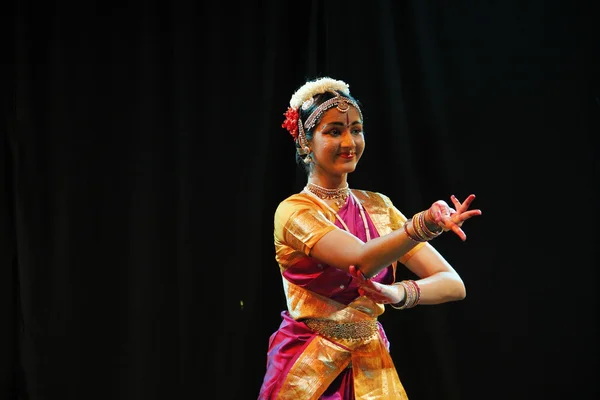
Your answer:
(390, 280), (421, 309)
(390, 283), (408, 309)
(411, 211), (442, 241)
(403, 218), (426, 242)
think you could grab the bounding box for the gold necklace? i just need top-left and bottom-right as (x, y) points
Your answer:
(305, 182), (350, 208)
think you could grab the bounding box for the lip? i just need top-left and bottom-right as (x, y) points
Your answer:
(338, 153), (355, 159)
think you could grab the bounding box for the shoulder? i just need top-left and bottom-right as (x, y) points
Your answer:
(275, 192), (321, 215)
(273, 192), (337, 249)
(351, 189), (394, 208)
(274, 192), (331, 225)
(351, 189), (409, 232)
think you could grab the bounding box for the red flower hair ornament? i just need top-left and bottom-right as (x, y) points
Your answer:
(282, 77), (351, 142)
(282, 107), (300, 141)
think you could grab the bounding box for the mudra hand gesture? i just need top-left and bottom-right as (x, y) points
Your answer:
(348, 265), (400, 304)
(427, 194), (481, 241)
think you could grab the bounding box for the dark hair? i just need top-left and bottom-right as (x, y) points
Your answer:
(295, 90), (363, 174)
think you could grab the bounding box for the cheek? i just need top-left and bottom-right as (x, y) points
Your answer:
(356, 138), (366, 155)
(319, 141), (338, 154)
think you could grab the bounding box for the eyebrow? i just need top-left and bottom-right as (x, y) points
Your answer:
(321, 120), (363, 128)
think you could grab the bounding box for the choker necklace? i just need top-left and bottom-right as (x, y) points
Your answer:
(305, 182), (350, 208)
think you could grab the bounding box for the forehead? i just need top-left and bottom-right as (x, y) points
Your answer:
(318, 105), (362, 124)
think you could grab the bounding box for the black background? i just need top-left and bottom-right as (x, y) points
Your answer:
(3, 1), (598, 399)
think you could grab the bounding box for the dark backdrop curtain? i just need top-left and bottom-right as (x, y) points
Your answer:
(3, 1), (597, 399)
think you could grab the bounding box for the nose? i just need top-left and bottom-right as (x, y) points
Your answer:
(340, 130), (355, 148)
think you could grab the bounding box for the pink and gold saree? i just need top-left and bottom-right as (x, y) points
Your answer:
(258, 190), (425, 399)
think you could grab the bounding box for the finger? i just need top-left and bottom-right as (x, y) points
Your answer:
(450, 195), (462, 210)
(456, 209), (482, 221)
(349, 265), (366, 281)
(450, 224), (467, 241)
(437, 215), (454, 232)
(348, 265), (359, 278)
(459, 194), (476, 211)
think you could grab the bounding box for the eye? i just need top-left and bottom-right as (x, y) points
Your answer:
(352, 127), (363, 135)
(327, 129), (341, 136)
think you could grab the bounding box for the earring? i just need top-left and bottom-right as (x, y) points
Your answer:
(302, 146), (312, 164)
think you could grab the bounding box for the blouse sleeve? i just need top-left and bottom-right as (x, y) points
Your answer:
(274, 196), (337, 256)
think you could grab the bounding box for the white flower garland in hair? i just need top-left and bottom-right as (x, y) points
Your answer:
(289, 77), (351, 110)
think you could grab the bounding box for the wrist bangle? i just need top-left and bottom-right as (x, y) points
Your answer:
(390, 280), (421, 310)
(412, 211), (442, 241)
(403, 218), (426, 242)
(390, 283), (408, 309)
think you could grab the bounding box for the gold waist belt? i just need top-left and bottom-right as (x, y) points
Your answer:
(304, 318), (378, 340)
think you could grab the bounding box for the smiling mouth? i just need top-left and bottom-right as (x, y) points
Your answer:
(339, 152), (355, 159)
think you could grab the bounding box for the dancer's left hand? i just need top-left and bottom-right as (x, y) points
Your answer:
(348, 265), (402, 304)
(428, 194), (482, 241)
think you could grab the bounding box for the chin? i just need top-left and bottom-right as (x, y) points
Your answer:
(340, 165), (357, 174)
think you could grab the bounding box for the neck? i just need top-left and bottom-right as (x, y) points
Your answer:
(307, 175), (347, 189)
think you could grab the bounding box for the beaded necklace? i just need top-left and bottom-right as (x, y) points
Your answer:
(305, 182), (350, 209)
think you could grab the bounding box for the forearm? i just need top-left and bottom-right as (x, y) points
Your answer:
(385, 271), (465, 310)
(359, 211), (443, 278)
(393, 244), (466, 305)
(413, 271), (466, 304)
(311, 221), (423, 275)
(356, 228), (420, 278)
(311, 212), (442, 276)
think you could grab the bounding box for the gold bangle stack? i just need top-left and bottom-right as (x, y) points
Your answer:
(390, 280), (421, 310)
(403, 211), (442, 242)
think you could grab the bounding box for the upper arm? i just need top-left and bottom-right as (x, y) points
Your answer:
(309, 228), (366, 271)
(274, 196), (365, 272)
